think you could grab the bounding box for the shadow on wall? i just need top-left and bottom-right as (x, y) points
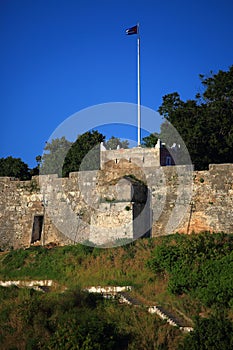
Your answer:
(123, 176), (151, 239)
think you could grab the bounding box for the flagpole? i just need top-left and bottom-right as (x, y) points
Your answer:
(137, 23), (141, 146)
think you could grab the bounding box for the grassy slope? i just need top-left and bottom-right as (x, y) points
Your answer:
(0, 233), (232, 349)
(0, 235), (223, 321)
(0, 238), (185, 349)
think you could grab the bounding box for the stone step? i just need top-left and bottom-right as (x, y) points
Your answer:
(120, 292), (143, 305)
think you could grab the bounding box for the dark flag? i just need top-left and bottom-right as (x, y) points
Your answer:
(125, 25), (138, 35)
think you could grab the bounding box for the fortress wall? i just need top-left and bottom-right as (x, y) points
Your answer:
(90, 201), (134, 245)
(34, 171), (101, 246)
(0, 177), (22, 249)
(0, 172), (97, 250)
(143, 165), (194, 236)
(144, 164), (233, 236)
(184, 164), (233, 233)
(0, 176), (67, 250)
(0, 177), (47, 249)
(0, 163), (233, 250)
(0, 169), (136, 249)
(101, 147), (160, 169)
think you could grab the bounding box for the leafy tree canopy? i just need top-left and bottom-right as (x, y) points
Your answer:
(0, 156), (31, 180)
(158, 66), (233, 169)
(40, 137), (72, 177)
(104, 136), (129, 150)
(141, 133), (159, 147)
(62, 130), (105, 177)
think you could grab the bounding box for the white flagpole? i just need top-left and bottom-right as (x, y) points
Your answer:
(137, 23), (141, 146)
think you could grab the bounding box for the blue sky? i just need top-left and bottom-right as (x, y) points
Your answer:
(1, 0), (233, 168)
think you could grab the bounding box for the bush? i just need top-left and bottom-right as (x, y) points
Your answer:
(0, 288), (129, 349)
(180, 315), (233, 350)
(147, 232), (233, 308)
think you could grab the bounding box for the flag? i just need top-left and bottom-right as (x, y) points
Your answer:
(125, 25), (138, 35)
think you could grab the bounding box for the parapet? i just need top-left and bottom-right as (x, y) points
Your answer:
(100, 146), (160, 169)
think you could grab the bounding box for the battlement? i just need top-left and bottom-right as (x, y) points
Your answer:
(100, 146), (160, 169)
(100, 140), (179, 169)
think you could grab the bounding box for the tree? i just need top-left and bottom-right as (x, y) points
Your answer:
(62, 130), (105, 177)
(0, 156), (31, 180)
(104, 136), (129, 150)
(29, 155), (42, 177)
(158, 66), (233, 170)
(35, 155), (42, 166)
(141, 133), (159, 148)
(40, 137), (72, 177)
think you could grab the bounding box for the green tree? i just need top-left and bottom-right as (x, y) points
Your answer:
(40, 137), (72, 177)
(158, 66), (233, 169)
(141, 133), (159, 147)
(104, 136), (129, 150)
(29, 155), (42, 177)
(62, 131), (105, 177)
(35, 155), (42, 166)
(0, 156), (31, 180)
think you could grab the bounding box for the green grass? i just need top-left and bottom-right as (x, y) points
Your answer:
(0, 233), (233, 349)
(0, 285), (183, 350)
(1, 234), (233, 312)
(0, 239), (155, 287)
(0, 233), (233, 344)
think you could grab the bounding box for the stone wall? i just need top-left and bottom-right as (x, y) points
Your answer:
(0, 167), (148, 249)
(90, 202), (134, 245)
(0, 162), (233, 250)
(181, 164), (233, 233)
(0, 176), (70, 250)
(145, 164), (233, 236)
(100, 147), (160, 169)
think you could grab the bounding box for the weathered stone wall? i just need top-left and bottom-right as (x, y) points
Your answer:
(0, 177), (43, 249)
(100, 147), (160, 169)
(90, 202), (134, 245)
(0, 176), (71, 250)
(181, 164), (233, 234)
(0, 168), (144, 249)
(144, 164), (233, 235)
(0, 163), (233, 250)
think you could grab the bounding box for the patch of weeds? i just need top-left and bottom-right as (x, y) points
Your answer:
(18, 179), (40, 193)
(105, 197), (116, 203)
